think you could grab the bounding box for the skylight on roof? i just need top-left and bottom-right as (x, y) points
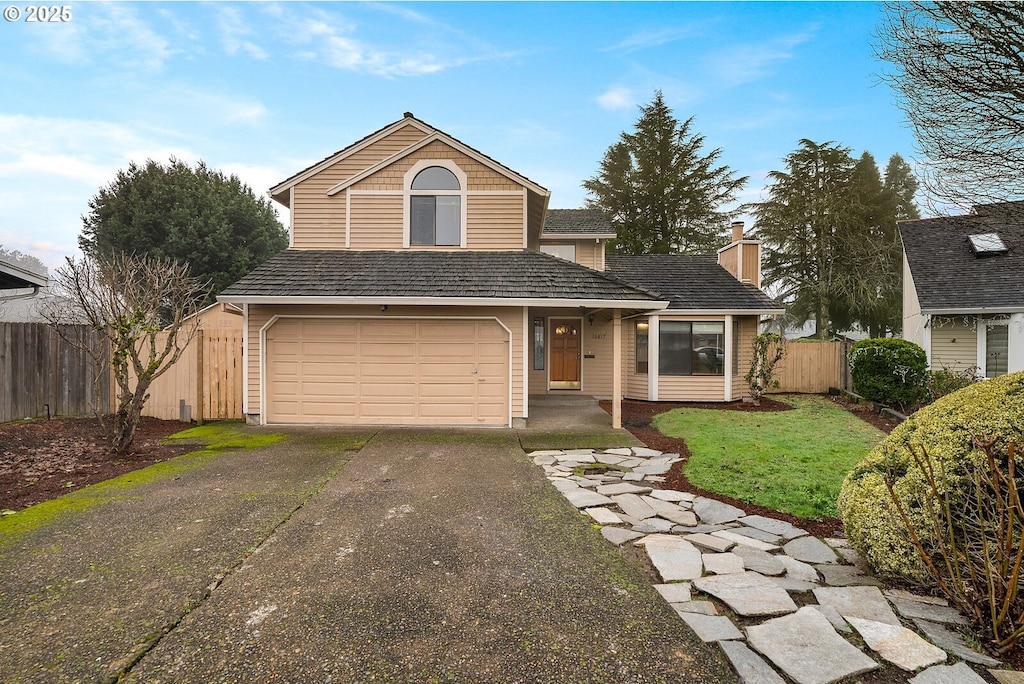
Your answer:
(968, 232), (1008, 255)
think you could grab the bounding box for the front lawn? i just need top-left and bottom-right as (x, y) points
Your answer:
(652, 394), (886, 520)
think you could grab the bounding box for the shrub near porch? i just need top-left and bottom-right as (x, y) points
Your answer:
(652, 395), (886, 519)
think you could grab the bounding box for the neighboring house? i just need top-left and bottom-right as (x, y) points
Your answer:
(218, 113), (782, 428)
(901, 201), (1024, 378)
(0, 258), (47, 294)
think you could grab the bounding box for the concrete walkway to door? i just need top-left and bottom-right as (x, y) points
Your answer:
(0, 427), (728, 684)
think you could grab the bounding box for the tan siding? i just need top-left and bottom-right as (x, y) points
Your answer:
(247, 304), (523, 422)
(581, 316), (614, 397)
(731, 316), (757, 400)
(659, 375), (726, 401)
(742, 246), (760, 287)
(931, 321), (977, 371)
(467, 195), (526, 250)
(353, 141), (522, 192)
(718, 245), (739, 280)
(573, 240), (601, 270)
(348, 194), (403, 249)
(291, 125), (428, 249)
(624, 319), (648, 400)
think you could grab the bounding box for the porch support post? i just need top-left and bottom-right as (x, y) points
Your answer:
(724, 315), (733, 401)
(1010, 313), (1024, 373)
(612, 309), (622, 430)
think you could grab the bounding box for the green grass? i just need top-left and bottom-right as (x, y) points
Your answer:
(651, 394), (886, 520)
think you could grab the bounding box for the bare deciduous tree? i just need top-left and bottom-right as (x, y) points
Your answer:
(44, 253), (209, 454)
(877, 2), (1024, 210)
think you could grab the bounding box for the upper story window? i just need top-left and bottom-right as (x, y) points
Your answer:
(410, 165), (461, 246)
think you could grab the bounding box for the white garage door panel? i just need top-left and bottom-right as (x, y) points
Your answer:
(266, 318), (509, 425)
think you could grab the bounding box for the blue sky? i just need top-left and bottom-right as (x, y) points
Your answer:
(0, 1), (917, 272)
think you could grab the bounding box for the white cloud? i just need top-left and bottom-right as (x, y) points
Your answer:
(216, 5), (268, 60)
(604, 26), (701, 53)
(596, 87), (636, 111)
(708, 27), (819, 87)
(34, 3), (176, 71)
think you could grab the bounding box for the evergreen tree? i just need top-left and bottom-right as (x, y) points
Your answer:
(756, 144), (918, 339)
(79, 158), (288, 303)
(754, 140), (858, 339)
(584, 91), (747, 254)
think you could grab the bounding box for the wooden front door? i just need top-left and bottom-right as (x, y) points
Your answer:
(550, 318), (581, 389)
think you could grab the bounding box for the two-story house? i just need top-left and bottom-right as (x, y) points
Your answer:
(219, 114), (781, 428)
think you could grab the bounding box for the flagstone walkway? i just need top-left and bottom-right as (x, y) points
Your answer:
(530, 446), (1017, 684)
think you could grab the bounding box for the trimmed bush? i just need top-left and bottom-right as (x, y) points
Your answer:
(849, 338), (927, 409)
(838, 371), (1024, 582)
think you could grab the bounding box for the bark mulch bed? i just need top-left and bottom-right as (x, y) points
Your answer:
(601, 394), (899, 539)
(0, 416), (193, 512)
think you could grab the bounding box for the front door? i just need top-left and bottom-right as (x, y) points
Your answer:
(550, 318), (581, 389)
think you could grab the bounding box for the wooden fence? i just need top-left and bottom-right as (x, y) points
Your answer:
(771, 340), (850, 394)
(0, 322), (111, 423)
(140, 328), (244, 422)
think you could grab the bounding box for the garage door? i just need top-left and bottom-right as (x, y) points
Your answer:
(265, 318), (509, 426)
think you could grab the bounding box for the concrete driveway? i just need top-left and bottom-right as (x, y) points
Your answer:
(0, 427), (730, 684)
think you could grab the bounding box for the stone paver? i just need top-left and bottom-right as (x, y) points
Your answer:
(678, 613), (743, 642)
(653, 582), (691, 603)
(595, 482), (651, 496)
(738, 515), (808, 540)
(531, 447), (986, 684)
(813, 585), (900, 626)
(611, 493), (658, 520)
(718, 640), (787, 684)
(747, 607), (879, 684)
(846, 616), (946, 671)
(585, 507), (623, 525)
(888, 595), (968, 625)
(990, 670), (1024, 684)
(816, 563), (881, 587)
(702, 552), (745, 575)
(601, 527), (644, 546)
(731, 545), (785, 576)
(694, 571), (797, 617)
(562, 488), (614, 508)
(674, 601), (719, 616)
(909, 662), (988, 684)
(712, 530), (780, 552)
(684, 532), (735, 553)
(783, 536), (838, 564)
(777, 555), (819, 583)
(912, 619), (1002, 667)
(693, 497), (747, 524)
(644, 536), (703, 581)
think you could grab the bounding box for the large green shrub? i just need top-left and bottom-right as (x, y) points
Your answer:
(838, 372), (1024, 583)
(849, 338), (927, 409)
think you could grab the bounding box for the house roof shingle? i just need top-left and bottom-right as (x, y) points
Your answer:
(219, 250), (663, 305)
(606, 254), (782, 312)
(542, 209), (615, 236)
(900, 201), (1024, 312)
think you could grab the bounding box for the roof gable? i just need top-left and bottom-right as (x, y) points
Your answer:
(900, 202), (1024, 312)
(271, 114), (549, 206)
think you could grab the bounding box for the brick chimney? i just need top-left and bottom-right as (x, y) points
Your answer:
(717, 221), (762, 288)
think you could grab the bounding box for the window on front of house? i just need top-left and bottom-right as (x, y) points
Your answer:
(410, 166), (461, 246)
(659, 321), (725, 376)
(540, 243), (577, 262)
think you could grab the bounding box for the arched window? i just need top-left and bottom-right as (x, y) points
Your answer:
(410, 165), (461, 246)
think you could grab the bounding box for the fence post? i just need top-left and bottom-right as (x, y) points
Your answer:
(196, 328), (205, 425)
